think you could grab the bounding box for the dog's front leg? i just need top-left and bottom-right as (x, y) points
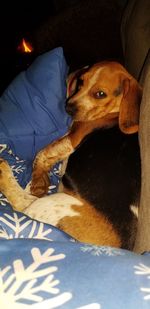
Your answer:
(30, 123), (90, 198)
(30, 136), (74, 197)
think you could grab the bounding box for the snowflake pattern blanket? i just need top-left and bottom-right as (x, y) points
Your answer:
(0, 48), (150, 308)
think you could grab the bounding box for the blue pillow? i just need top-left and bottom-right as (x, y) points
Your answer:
(0, 47), (72, 161)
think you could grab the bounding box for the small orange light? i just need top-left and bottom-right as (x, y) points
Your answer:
(17, 38), (33, 53)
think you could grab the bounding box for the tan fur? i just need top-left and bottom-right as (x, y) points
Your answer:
(67, 61), (142, 124)
(57, 194), (121, 246)
(69, 115), (118, 148)
(67, 64), (124, 121)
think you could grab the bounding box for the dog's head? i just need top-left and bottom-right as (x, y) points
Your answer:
(66, 62), (142, 134)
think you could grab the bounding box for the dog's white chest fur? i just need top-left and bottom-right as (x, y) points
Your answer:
(24, 193), (83, 226)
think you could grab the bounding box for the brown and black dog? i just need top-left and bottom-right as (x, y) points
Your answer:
(0, 61), (142, 250)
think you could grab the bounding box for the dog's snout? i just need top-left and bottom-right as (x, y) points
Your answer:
(66, 102), (78, 116)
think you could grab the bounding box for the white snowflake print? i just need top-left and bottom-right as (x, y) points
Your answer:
(0, 144), (7, 153)
(0, 192), (8, 206)
(134, 263), (150, 300)
(7, 147), (24, 163)
(11, 163), (26, 175)
(80, 245), (125, 256)
(0, 247), (72, 308)
(0, 212), (53, 241)
(77, 304), (101, 309)
(50, 162), (62, 177)
(134, 263), (150, 277)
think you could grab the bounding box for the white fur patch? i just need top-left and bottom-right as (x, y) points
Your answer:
(23, 192), (83, 225)
(89, 66), (105, 87)
(130, 205), (139, 218)
(78, 67), (105, 99)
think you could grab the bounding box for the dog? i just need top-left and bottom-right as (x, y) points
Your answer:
(0, 61), (142, 250)
(30, 61), (142, 197)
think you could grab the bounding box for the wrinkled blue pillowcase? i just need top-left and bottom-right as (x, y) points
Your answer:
(0, 47), (72, 162)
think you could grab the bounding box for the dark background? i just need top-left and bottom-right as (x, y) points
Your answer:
(0, 0), (127, 94)
(0, 1), (56, 93)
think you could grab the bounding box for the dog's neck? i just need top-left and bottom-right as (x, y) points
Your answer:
(69, 113), (119, 148)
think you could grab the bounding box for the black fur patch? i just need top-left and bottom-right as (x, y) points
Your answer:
(62, 126), (141, 250)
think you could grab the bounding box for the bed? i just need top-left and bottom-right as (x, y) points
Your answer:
(0, 47), (150, 309)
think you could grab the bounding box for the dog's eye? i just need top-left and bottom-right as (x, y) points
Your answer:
(94, 91), (107, 99)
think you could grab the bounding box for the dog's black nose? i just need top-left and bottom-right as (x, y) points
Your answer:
(65, 103), (78, 116)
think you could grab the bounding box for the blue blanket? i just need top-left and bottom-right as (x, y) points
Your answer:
(0, 47), (72, 190)
(0, 206), (150, 309)
(0, 47), (72, 162)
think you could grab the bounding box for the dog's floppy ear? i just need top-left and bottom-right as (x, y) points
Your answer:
(119, 77), (143, 134)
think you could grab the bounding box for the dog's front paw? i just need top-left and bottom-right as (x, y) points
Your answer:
(30, 172), (50, 197)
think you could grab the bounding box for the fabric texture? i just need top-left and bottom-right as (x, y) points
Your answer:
(0, 47), (72, 162)
(121, 0), (150, 79)
(121, 0), (150, 253)
(134, 51), (150, 252)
